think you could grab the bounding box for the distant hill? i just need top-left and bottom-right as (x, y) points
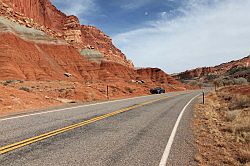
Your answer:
(172, 56), (250, 85)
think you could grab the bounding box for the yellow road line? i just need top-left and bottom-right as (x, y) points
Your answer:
(0, 96), (169, 155)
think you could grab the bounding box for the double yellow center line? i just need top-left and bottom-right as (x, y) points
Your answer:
(0, 96), (169, 155)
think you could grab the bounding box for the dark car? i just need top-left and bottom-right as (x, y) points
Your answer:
(150, 87), (165, 94)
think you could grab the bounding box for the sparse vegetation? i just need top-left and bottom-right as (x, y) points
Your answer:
(234, 77), (248, 85)
(228, 66), (249, 75)
(207, 73), (218, 80)
(1, 80), (23, 86)
(125, 87), (135, 93)
(188, 80), (199, 86)
(194, 85), (250, 166)
(213, 77), (249, 90)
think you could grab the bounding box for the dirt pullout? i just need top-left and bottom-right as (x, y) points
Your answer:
(193, 85), (250, 166)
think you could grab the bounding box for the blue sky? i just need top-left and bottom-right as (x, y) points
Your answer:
(52, 0), (250, 73)
(52, 0), (186, 35)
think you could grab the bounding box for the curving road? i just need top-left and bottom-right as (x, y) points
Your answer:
(0, 90), (201, 166)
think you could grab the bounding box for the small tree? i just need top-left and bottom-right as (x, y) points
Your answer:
(207, 74), (217, 80)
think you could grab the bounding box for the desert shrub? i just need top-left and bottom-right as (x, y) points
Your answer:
(207, 74), (217, 80)
(19, 86), (31, 92)
(213, 78), (224, 88)
(228, 66), (249, 75)
(214, 77), (242, 87)
(188, 80), (199, 86)
(225, 109), (242, 122)
(229, 94), (250, 110)
(2, 80), (23, 86)
(125, 87), (135, 93)
(233, 77), (248, 85)
(223, 79), (235, 86)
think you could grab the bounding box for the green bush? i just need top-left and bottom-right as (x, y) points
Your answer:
(228, 66), (249, 75)
(207, 74), (217, 80)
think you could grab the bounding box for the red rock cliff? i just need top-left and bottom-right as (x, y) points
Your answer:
(2, 0), (66, 31)
(137, 68), (182, 85)
(0, 0), (133, 67)
(0, 0), (186, 92)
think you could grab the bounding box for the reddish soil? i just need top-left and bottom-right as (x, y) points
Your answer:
(0, 79), (180, 117)
(0, 84), (60, 117)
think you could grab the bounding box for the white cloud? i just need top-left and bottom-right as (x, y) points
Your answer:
(113, 0), (250, 73)
(121, 0), (153, 10)
(160, 12), (167, 17)
(51, 0), (96, 23)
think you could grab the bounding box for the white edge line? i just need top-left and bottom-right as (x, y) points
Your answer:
(0, 93), (172, 122)
(159, 94), (200, 166)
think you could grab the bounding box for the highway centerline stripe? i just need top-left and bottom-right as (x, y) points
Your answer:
(0, 93), (162, 122)
(0, 96), (169, 155)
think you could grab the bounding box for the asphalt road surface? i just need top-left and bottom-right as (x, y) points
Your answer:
(0, 90), (202, 166)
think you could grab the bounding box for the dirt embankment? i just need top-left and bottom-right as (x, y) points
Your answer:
(193, 85), (250, 166)
(0, 79), (171, 117)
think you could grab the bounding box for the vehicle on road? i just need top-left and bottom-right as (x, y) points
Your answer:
(150, 87), (165, 94)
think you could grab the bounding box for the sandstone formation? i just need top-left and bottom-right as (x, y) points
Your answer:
(0, 0), (133, 67)
(0, 0), (185, 86)
(137, 68), (181, 84)
(0, 0), (189, 115)
(173, 56), (250, 80)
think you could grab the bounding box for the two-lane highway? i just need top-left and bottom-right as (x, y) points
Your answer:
(0, 90), (201, 166)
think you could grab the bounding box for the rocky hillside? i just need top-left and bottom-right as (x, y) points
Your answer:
(0, 0), (190, 117)
(0, 0), (187, 87)
(0, 0), (133, 67)
(173, 56), (250, 82)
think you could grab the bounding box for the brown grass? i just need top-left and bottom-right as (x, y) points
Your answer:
(193, 85), (250, 166)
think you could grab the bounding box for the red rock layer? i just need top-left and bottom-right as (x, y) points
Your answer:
(0, 0), (133, 67)
(2, 0), (65, 31)
(0, 0), (186, 91)
(0, 31), (184, 89)
(137, 68), (182, 85)
(174, 56), (250, 80)
(81, 26), (133, 67)
(0, 32), (136, 82)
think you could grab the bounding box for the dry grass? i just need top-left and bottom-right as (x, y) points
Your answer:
(193, 85), (250, 166)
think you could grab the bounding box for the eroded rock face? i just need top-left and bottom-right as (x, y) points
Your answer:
(0, 0), (133, 67)
(80, 25), (133, 67)
(0, 0), (185, 93)
(1, 0), (65, 31)
(173, 56), (250, 80)
(0, 32), (134, 82)
(137, 68), (182, 85)
(63, 15), (82, 44)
